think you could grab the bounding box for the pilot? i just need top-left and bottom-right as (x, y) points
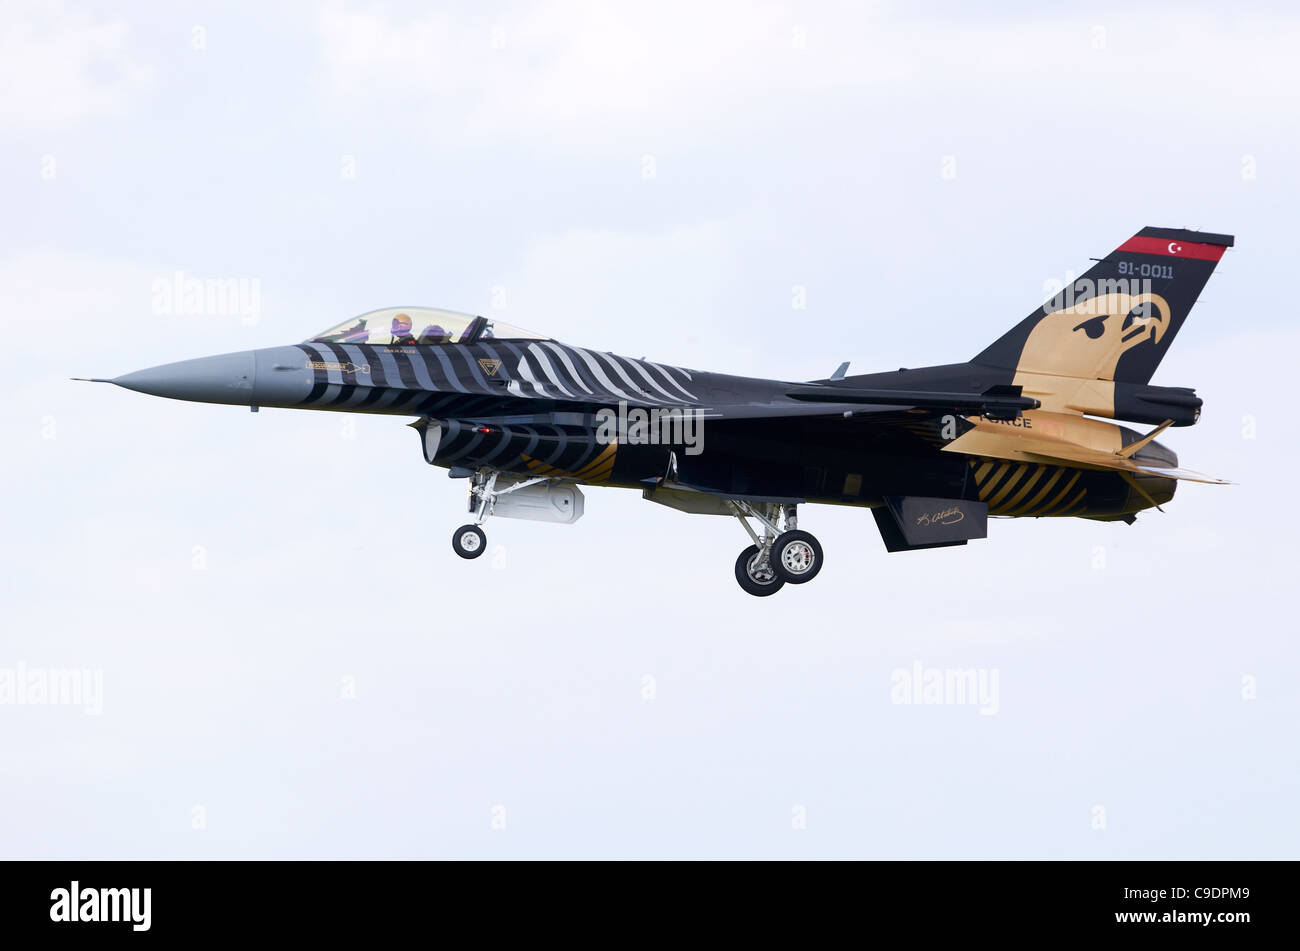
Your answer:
(417, 324), (452, 344)
(390, 313), (417, 345)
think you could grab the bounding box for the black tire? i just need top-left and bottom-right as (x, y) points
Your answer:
(771, 530), (823, 584)
(452, 524), (487, 559)
(734, 545), (785, 597)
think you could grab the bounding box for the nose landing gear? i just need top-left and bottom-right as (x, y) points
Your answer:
(451, 470), (499, 560)
(451, 468), (576, 560)
(728, 502), (823, 596)
(452, 524), (487, 559)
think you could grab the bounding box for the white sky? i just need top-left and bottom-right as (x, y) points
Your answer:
(2, 0), (1297, 858)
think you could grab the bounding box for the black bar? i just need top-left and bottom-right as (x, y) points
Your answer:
(0, 860), (1286, 939)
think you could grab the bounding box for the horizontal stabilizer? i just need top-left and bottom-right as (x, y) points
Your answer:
(1130, 464), (1232, 485)
(1011, 450), (1230, 484)
(949, 431), (1230, 484)
(943, 411), (1231, 484)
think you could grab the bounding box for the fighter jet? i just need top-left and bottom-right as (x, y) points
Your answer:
(84, 227), (1232, 595)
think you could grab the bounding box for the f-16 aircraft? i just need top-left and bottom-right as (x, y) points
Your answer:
(84, 226), (1231, 595)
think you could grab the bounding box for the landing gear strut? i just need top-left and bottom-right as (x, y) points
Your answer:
(729, 502), (823, 596)
(451, 469), (557, 560)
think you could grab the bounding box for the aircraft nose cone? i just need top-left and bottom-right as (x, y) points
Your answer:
(112, 351), (256, 405)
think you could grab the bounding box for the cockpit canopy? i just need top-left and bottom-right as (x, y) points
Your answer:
(308, 307), (549, 347)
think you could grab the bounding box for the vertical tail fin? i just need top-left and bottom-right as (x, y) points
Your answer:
(975, 227), (1233, 385)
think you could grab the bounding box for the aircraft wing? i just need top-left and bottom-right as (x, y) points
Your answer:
(450, 399), (927, 426)
(695, 400), (921, 420)
(682, 384), (1040, 423)
(783, 384), (1039, 419)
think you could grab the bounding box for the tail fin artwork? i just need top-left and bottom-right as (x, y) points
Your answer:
(973, 227), (1233, 420)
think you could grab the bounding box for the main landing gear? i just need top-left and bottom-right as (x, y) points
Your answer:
(729, 502), (824, 597)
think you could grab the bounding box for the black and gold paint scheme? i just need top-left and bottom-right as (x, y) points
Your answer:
(136, 227), (1227, 552)
(968, 461), (1086, 517)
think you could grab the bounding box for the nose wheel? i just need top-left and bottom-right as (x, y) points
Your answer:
(728, 502), (823, 596)
(453, 470), (496, 559)
(452, 524), (486, 559)
(452, 468), (560, 561)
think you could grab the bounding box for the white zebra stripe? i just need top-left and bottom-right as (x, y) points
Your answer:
(540, 342), (595, 395)
(304, 343), (345, 386)
(573, 348), (642, 403)
(614, 354), (685, 404)
(596, 352), (660, 402)
(641, 359), (697, 401)
(405, 348), (440, 391)
(652, 359), (692, 381)
(512, 355), (555, 399)
(524, 344), (578, 399)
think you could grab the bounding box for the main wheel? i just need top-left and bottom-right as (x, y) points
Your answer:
(734, 544), (785, 597)
(771, 530), (823, 584)
(452, 524), (487, 559)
